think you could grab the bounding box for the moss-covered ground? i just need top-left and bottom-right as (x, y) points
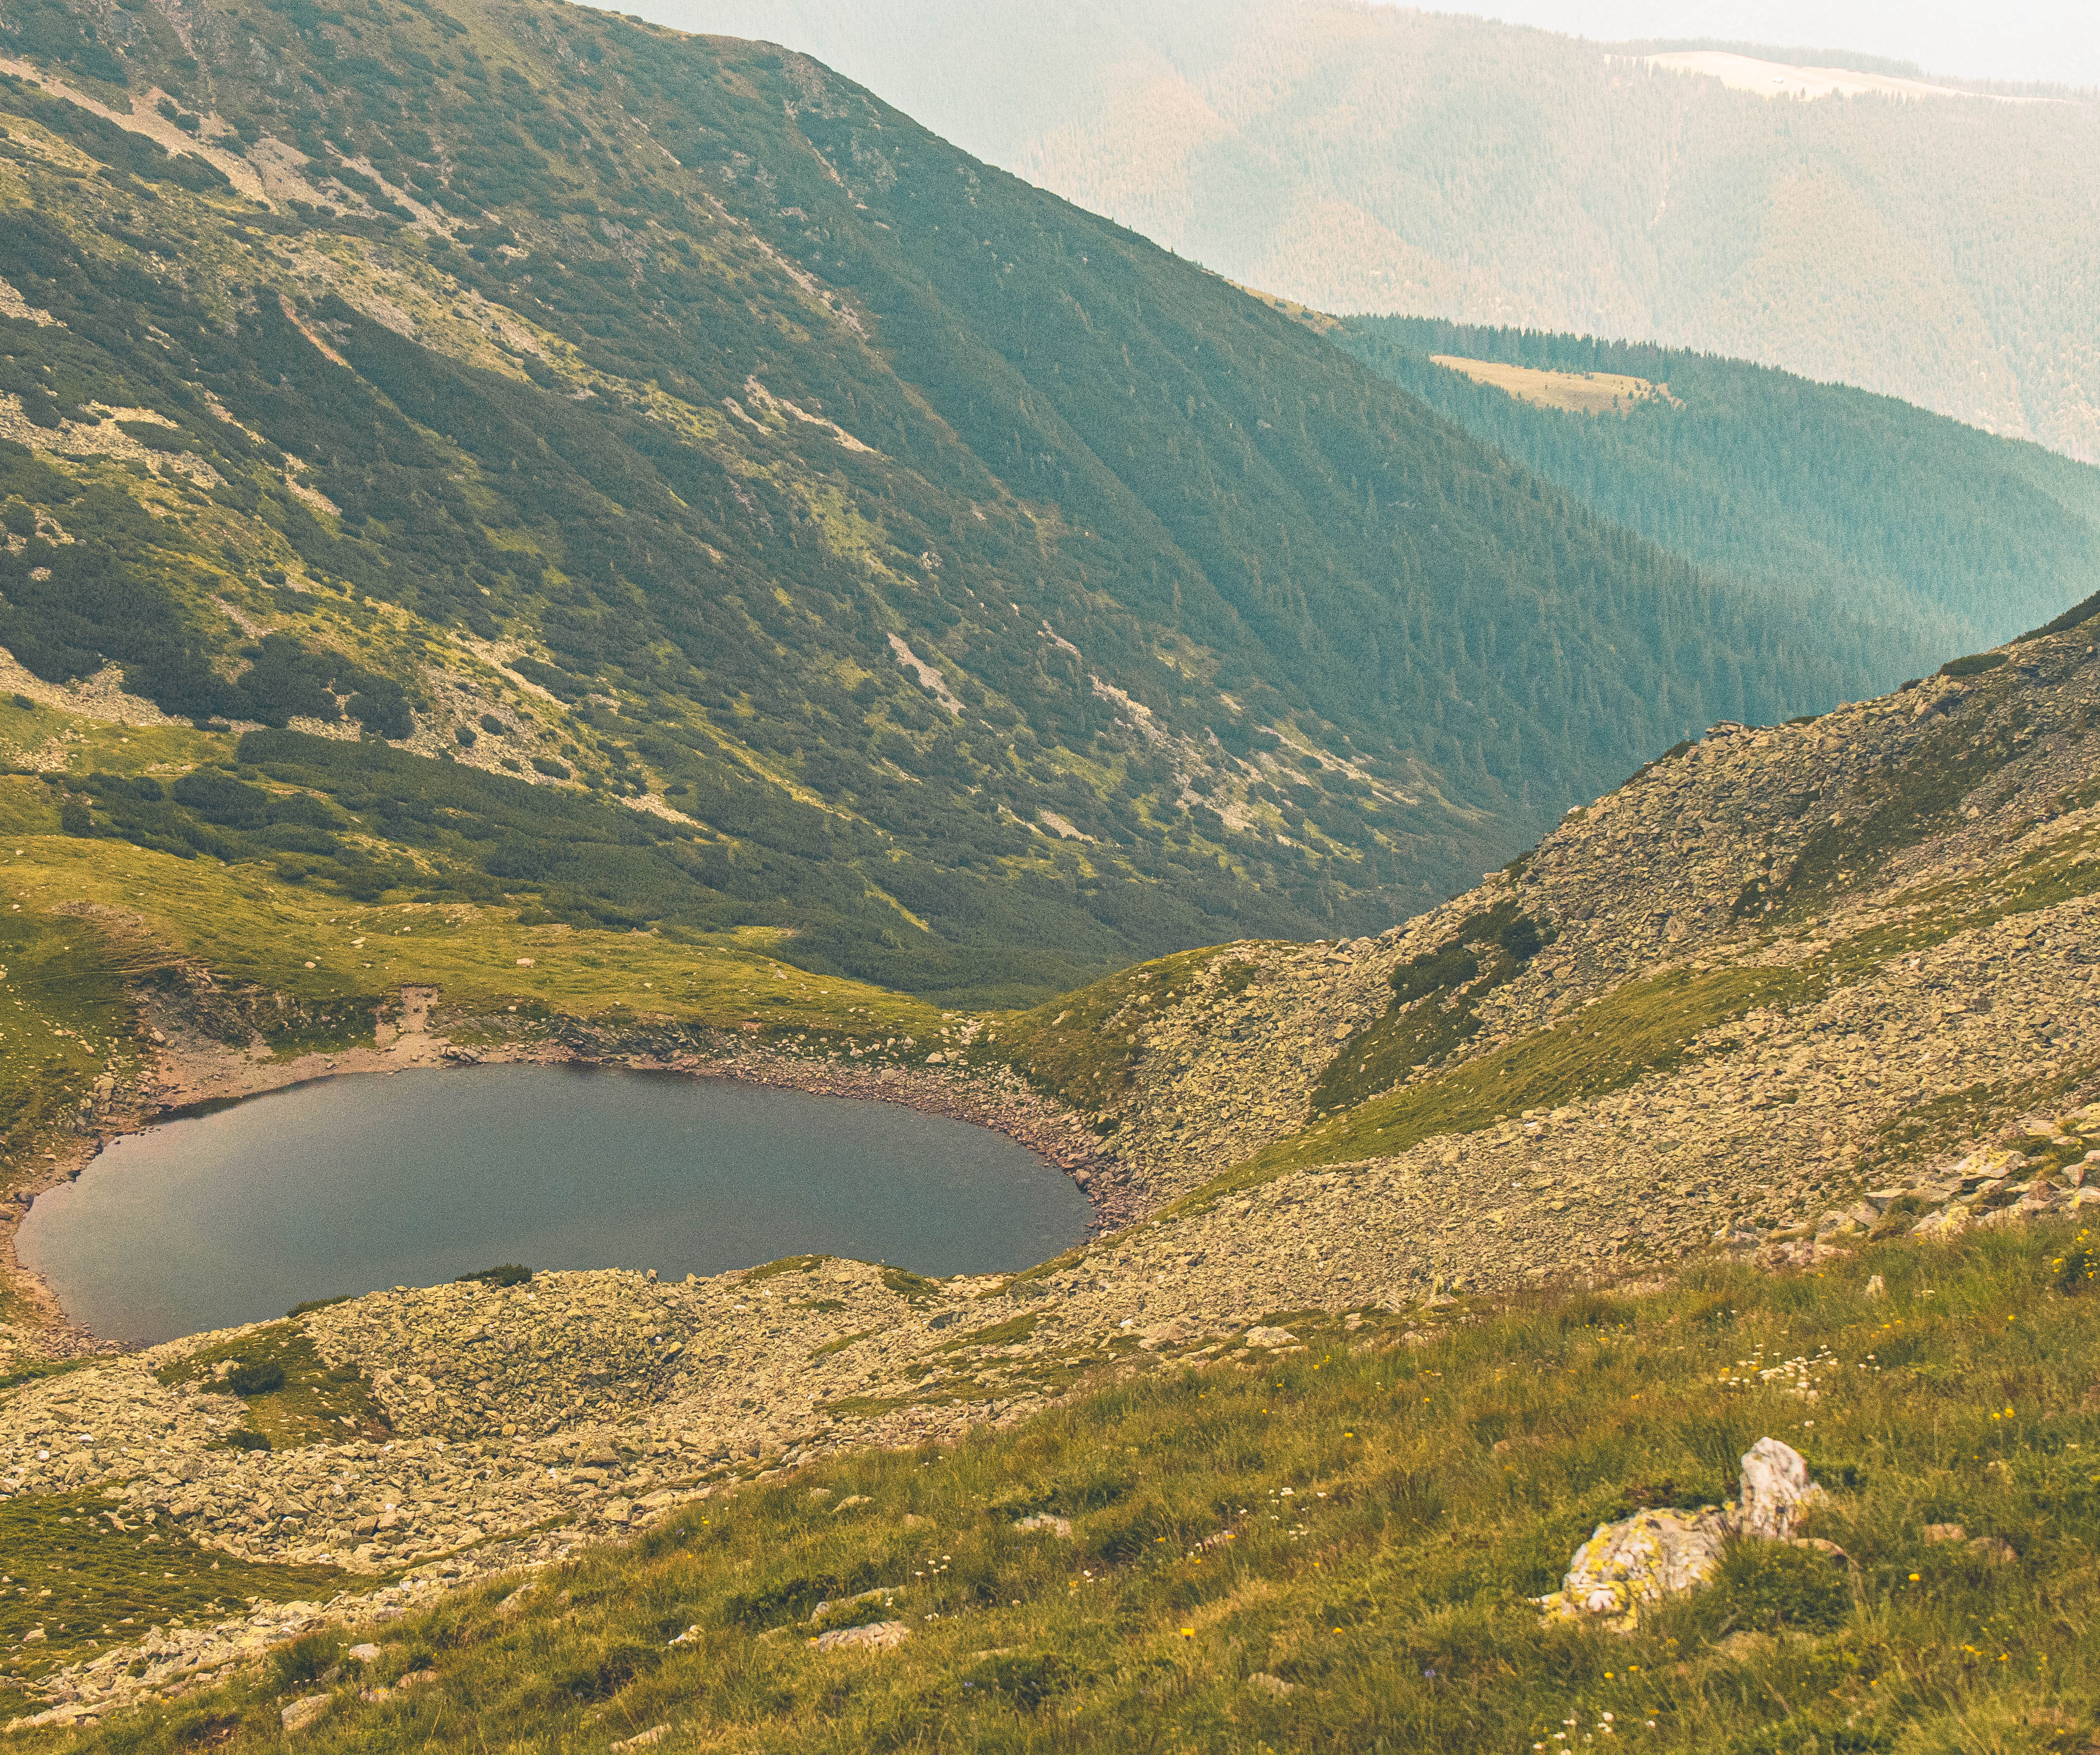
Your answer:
(17, 1225), (2100, 1753)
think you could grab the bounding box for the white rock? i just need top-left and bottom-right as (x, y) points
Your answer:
(1013, 1514), (1073, 1538)
(1244, 1327), (1296, 1348)
(1735, 1437), (1822, 1541)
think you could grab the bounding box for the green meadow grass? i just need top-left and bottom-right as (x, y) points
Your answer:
(21, 1225), (2100, 1753)
(0, 813), (946, 1072)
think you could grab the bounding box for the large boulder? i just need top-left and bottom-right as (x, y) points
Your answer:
(1536, 1437), (1824, 1631)
(1535, 1507), (1729, 1632)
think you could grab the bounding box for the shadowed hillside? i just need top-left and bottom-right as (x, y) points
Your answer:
(0, 0), (1893, 1003)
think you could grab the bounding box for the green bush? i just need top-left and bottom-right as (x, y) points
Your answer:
(221, 1428), (270, 1452)
(458, 1263), (532, 1287)
(269, 1630), (336, 1692)
(286, 1294), (354, 1318)
(1710, 1539), (1852, 1634)
(226, 1360), (286, 1396)
(1941, 653), (2008, 678)
(967, 1651), (1077, 1710)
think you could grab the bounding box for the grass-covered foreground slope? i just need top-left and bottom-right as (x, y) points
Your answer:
(0, 0), (1885, 1003)
(1334, 316), (2100, 682)
(18, 1226), (2100, 1752)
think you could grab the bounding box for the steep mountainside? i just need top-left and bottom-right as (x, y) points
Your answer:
(1332, 316), (2100, 678)
(0, 0), (1885, 1003)
(668, 0), (2100, 461)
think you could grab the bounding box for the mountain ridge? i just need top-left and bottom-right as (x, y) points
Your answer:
(664, 0), (2100, 462)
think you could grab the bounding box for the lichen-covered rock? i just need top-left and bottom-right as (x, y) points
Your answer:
(1540, 1437), (1831, 1630)
(1536, 1507), (1728, 1631)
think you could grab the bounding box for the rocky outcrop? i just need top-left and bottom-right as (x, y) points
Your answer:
(1537, 1437), (1826, 1631)
(1028, 624), (2100, 1287)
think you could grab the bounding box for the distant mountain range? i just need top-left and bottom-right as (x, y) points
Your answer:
(664, 0), (2100, 463)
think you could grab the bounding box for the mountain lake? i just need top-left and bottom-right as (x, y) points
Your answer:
(17, 1064), (1092, 1345)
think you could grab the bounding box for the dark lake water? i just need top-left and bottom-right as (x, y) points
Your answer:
(18, 1064), (1091, 1345)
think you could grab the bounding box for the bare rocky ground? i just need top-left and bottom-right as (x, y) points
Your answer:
(6, 621), (2100, 1724)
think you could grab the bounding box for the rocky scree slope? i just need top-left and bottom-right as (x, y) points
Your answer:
(0, 0), (1871, 1003)
(998, 610), (2100, 1285)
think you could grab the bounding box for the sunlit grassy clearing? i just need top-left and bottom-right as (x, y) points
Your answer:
(0, 808), (945, 1047)
(1430, 356), (1681, 416)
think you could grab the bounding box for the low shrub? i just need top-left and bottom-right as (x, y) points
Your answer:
(226, 1360), (285, 1396)
(458, 1264), (532, 1287)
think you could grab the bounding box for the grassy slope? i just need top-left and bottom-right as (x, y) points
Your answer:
(17, 1224), (2100, 1751)
(0, 798), (948, 1054)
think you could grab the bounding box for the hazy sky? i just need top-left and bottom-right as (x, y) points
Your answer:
(1453, 0), (2099, 87)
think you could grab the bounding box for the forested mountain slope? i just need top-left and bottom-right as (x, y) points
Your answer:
(0, 0), (1881, 1002)
(1333, 317), (2100, 676)
(669, 0), (2100, 462)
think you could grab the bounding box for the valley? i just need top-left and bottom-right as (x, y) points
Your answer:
(1, 0), (2099, 1748)
(7, 590), (2100, 1741)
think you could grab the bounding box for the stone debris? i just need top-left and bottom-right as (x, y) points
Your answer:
(1013, 1514), (1073, 1538)
(611, 1727), (670, 1750)
(810, 1620), (910, 1652)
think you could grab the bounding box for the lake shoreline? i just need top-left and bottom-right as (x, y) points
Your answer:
(1, 994), (1135, 1363)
